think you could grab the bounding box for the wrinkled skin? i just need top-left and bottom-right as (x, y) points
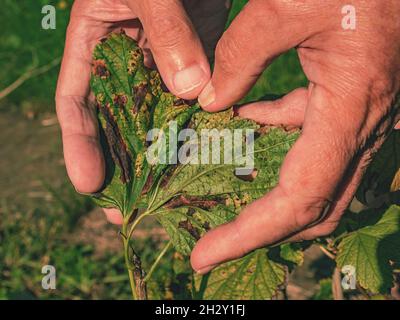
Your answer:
(56, 0), (400, 274)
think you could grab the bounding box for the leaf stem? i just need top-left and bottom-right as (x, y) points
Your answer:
(144, 240), (172, 282)
(122, 223), (138, 300)
(319, 245), (336, 260)
(127, 211), (150, 241)
(127, 268), (138, 299)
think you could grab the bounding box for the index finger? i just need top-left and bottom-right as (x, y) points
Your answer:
(126, 0), (211, 99)
(197, 0), (333, 111)
(56, 20), (106, 193)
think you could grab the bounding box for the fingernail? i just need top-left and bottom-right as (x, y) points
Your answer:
(173, 64), (206, 95)
(198, 81), (215, 107)
(195, 264), (218, 275)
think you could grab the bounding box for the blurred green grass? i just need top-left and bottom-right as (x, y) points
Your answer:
(0, 0), (307, 300)
(0, 0), (71, 111)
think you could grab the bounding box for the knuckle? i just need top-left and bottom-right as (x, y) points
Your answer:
(147, 7), (193, 49)
(293, 208), (320, 230)
(279, 184), (331, 230)
(215, 35), (242, 78)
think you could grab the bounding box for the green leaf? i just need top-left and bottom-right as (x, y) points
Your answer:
(336, 205), (400, 294)
(194, 249), (286, 300)
(279, 243), (304, 267)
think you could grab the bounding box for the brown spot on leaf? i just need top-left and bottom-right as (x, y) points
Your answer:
(131, 248), (147, 300)
(159, 165), (177, 188)
(113, 94), (127, 108)
(165, 195), (220, 210)
(173, 98), (185, 106)
(165, 195), (191, 208)
(127, 48), (142, 74)
(184, 99), (197, 106)
(130, 48), (142, 62)
(141, 173), (154, 195)
(160, 78), (169, 92)
(132, 83), (147, 113)
(99, 104), (131, 183)
(187, 208), (195, 216)
(202, 221), (211, 231)
(93, 60), (110, 79)
(178, 219), (200, 240)
(127, 209), (139, 224)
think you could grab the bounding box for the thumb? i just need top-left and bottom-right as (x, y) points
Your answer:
(127, 0), (210, 99)
(189, 88), (308, 273)
(191, 85), (357, 274)
(198, 1), (327, 111)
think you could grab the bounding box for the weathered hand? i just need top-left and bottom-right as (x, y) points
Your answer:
(55, 0), (228, 223)
(191, 0), (400, 274)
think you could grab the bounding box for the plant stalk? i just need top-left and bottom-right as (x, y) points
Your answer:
(122, 222), (147, 300)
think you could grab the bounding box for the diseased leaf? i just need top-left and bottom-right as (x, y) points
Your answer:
(336, 205), (400, 294)
(89, 32), (301, 300)
(194, 249), (287, 300)
(154, 118), (298, 254)
(90, 31), (199, 216)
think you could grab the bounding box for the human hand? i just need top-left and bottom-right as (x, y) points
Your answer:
(55, 0), (229, 223)
(191, 0), (400, 274)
